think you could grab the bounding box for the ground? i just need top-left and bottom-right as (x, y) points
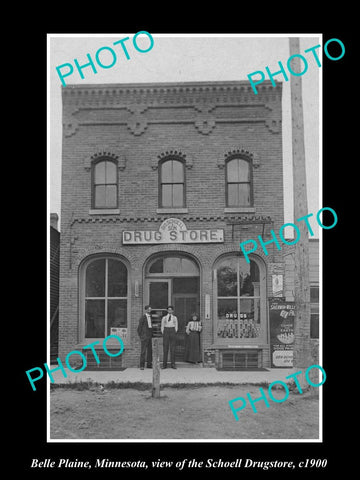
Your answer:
(50, 384), (319, 440)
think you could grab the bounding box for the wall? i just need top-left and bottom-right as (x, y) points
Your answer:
(59, 80), (284, 368)
(50, 224), (60, 361)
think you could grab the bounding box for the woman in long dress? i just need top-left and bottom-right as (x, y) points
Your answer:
(184, 313), (202, 363)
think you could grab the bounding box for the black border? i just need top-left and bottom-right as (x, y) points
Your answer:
(17, 20), (352, 477)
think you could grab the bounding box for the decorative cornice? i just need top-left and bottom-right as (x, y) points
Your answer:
(63, 106), (79, 137)
(62, 81), (282, 138)
(70, 214), (273, 227)
(62, 81), (281, 105)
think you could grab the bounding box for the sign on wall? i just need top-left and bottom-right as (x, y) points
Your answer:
(123, 218), (224, 244)
(269, 298), (295, 368)
(110, 327), (128, 342)
(203, 349), (216, 367)
(272, 274), (283, 297)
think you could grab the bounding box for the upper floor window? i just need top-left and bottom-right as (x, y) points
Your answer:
(159, 158), (185, 208)
(92, 159), (118, 209)
(226, 157), (252, 207)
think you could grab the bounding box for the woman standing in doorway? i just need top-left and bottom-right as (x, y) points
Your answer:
(184, 313), (202, 363)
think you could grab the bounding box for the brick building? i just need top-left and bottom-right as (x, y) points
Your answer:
(58, 79), (317, 370)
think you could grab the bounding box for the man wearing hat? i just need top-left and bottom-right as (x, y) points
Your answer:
(137, 305), (153, 370)
(161, 305), (178, 369)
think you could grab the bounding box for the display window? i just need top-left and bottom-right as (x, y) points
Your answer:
(214, 255), (266, 344)
(80, 256), (129, 342)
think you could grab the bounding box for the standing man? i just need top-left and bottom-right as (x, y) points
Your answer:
(161, 305), (178, 369)
(137, 305), (153, 370)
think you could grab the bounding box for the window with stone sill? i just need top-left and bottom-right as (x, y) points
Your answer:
(92, 158), (118, 209)
(225, 157), (253, 207)
(159, 158), (185, 208)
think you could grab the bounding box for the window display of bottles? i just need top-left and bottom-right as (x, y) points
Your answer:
(217, 313), (260, 339)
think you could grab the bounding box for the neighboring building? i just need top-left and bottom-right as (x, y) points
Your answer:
(50, 213), (60, 362)
(58, 79), (318, 370)
(284, 239), (320, 365)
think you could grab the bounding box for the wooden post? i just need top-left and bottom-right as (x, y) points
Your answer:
(289, 37), (312, 380)
(152, 337), (160, 398)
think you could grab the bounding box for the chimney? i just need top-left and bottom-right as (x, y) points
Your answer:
(50, 213), (59, 231)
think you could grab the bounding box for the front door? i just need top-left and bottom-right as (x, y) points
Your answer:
(146, 276), (200, 363)
(148, 279), (171, 309)
(173, 294), (199, 362)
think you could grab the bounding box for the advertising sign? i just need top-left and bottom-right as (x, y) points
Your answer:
(269, 298), (295, 367)
(110, 327), (128, 342)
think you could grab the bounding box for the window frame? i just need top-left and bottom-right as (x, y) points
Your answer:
(213, 254), (266, 345)
(146, 254), (200, 277)
(158, 157), (186, 208)
(80, 255), (130, 344)
(225, 156), (253, 207)
(310, 284), (319, 339)
(91, 158), (119, 210)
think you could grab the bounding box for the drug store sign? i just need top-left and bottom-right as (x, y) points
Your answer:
(123, 218), (224, 244)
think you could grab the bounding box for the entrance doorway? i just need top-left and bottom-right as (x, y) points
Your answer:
(145, 254), (200, 362)
(173, 292), (198, 362)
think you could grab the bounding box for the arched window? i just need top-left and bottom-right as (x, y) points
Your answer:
(225, 157), (252, 207)
(92, 159), (118, 209)
(147, 255), (199, 276)
(159, 158), (185, 207)
(83, 256), (128, 339)
(215, 255), (265, 342)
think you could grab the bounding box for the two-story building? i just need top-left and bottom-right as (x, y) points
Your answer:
(58, 79), (318, 370)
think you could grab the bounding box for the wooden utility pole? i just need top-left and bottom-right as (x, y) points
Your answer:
(152, 337), (160, 398)
(289, 38), (312, 379)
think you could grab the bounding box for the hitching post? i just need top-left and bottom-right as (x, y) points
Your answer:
(152, 337), (160, 398)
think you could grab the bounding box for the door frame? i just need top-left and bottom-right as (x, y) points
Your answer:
(145, 278), (172, 308)
(173, 293), (200, 360)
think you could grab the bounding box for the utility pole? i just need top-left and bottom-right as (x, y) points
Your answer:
(289, 37), (312, 382)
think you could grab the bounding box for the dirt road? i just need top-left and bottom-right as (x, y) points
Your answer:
(50, 384), (319, 440)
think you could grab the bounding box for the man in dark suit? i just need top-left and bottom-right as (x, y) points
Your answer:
(137, 305), (153, 370)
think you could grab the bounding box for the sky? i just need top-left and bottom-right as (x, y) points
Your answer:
(48, 34), (321, 235)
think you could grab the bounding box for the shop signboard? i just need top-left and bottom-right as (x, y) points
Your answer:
(123, 218), (224, 244)
(269, 298), (295, 367)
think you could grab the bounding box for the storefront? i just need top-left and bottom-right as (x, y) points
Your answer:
(58, 80), (305, 370)
(64, 213), (284, 369)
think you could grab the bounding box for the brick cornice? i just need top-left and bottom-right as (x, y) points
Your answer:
(70, 214), (273, 227)
(62, 81), (282, 138)
(62, 80), (282, 106)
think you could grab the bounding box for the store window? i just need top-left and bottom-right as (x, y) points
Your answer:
(215, 255), (265, 342)
(83, 256), (128, 339)
(225, 157), (252, 207)
(159, 158), (185, 207)
(92, 158), (118, 209)
(310, 284), (319, 339)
